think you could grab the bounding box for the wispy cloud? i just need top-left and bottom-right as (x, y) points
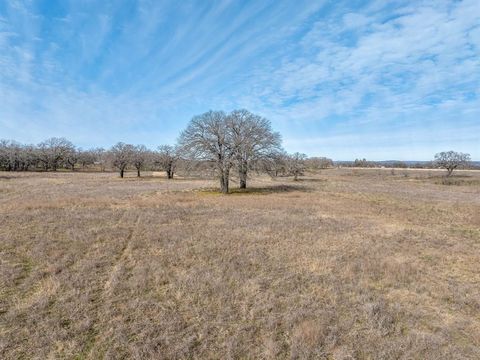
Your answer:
(0, 0), (478, 159)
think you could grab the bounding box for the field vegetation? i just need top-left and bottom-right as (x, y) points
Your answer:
(1, 168), (479, 359)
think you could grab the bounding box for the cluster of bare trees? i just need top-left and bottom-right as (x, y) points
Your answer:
(305, 156), (334, 170)
(178, 110), (286, 192)
(178, 110), (324, 192)
(108, 143), (179, 178)
(0, 138), (105, 172)
(1, 110), (320, 192)
(0, 138), (179, 179)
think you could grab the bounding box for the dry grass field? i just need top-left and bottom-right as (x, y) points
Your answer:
(1, 169), (479, 359)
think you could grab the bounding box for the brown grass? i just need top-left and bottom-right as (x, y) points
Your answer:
(1, 169), (479, 359)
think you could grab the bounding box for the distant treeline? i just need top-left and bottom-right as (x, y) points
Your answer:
(0, 138), (333, 176)
(337, 158), (478, 170)
(337, 159), (432, 168)
(0, 109), (475, 192)
(2, 139), (475, 174)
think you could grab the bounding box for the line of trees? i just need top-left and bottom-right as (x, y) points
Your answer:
(0, 138), (182, 179)
(109, 143), (181, 179)
(0, 110), (323, 193)
(2, 109), (472, 191)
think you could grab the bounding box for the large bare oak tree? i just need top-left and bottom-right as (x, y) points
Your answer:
(179, 111), (235, 193)
(228, 109), (282, 189)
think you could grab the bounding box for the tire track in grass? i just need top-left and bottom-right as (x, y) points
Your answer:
(78, 211), (141, 359)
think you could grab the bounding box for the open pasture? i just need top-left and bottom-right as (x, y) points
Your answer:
(1, 169), (479, 359)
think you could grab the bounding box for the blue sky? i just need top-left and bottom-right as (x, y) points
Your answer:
(0, 0), (479, 160)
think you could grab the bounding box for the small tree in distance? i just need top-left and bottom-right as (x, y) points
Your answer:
(287, 152), (307, 181)
(353, 158), (372, 168)
(156, 145), (178, 179)
(110, 142), (135, 178)
(65, 148), (79, 171)
(305, 156), (333, 170)
(78, 149), (97, 169)
(132, 145), (149, 177)
(263, 150), (288, 177)
(434, 151), (471, 177)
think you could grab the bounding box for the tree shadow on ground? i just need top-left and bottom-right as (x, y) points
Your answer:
(137, 175), (213, 181)
(295, 177), (328, 183)
(198, 184), (312, 195)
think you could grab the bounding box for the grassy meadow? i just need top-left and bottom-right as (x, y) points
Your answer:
(1, 169), (479, 359)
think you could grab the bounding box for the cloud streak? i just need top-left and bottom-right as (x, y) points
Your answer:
(0, 0), (478, 159)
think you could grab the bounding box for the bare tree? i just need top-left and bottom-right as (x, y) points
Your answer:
(156, 145), (178, 179)
(92, 148), (107, 171)
(0, 140), (22, 171)
(110, 142), (135, 178)
(20, 145), (38, 171)
(305, 156), (333, 170)
(132, 145), (148, 177)
(37, 137), (75, 171)
(228, 109), (282, 189)
(0, 140), (38, 171)
(353, 158), (373, 168)
(179, 111), (234, 193)
(65, 148), (79, 171)
(286, 152), (307, 181)
(434, 151), (471, 177)
(0, 140), (8, 170)
(78, 149), (98, 169)
(259, 150), (288, 177)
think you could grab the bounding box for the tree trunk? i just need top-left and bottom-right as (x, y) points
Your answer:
(120, 168), (124, 178)
(238, 161), (247, 189)
(166, 164), (173, 179)
(447, 168), (453, 177)
(220, 169), (229, 194)
(239, 169), (247, 189)
(137, 169), (141, 177)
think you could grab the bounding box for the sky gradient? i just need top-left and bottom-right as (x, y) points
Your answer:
(1, 0), (479, 160)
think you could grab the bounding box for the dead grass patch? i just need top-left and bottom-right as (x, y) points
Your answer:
(0, 169), (479, 358)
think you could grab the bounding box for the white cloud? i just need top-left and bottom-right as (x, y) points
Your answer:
(0, 0), (478, 158)
(233, 0), (479, 124)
